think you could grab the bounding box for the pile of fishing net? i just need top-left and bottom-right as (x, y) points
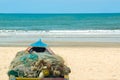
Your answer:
(8, 51), (71, 78)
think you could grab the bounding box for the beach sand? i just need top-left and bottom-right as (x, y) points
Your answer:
(0, 44), (120, 80)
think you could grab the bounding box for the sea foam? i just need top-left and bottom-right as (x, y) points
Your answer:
(0, 30), (120, 37)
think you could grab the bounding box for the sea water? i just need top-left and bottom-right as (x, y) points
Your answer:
(0, 13), (120, 46)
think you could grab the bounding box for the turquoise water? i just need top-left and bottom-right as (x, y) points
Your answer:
(0, 13), (120, 46)
(0, 13), (120, 30)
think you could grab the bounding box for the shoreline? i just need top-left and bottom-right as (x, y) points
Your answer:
(1, 42), (120, 47)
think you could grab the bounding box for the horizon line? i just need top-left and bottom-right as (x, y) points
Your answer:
(0, 12), (120, 14)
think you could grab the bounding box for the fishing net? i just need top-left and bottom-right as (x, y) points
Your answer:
(8, 50), (71, 78)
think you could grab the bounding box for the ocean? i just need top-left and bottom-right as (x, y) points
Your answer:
(0, 13), (120, 46)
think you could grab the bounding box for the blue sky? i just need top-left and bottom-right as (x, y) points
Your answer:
(0, 0), (120, 13)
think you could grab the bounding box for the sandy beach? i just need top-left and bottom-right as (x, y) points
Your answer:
(1, 44), (120, 80)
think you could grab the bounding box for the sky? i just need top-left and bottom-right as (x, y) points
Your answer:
(0, 0), (120, 13)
